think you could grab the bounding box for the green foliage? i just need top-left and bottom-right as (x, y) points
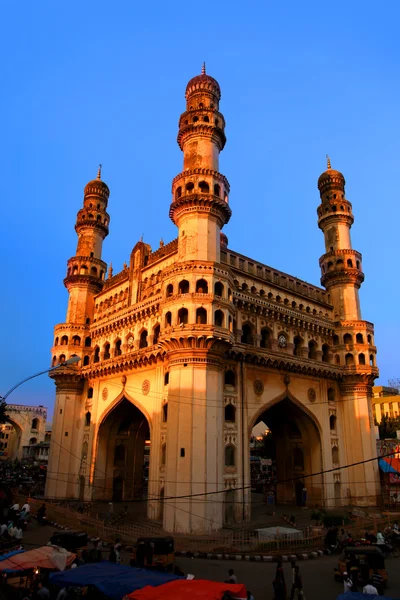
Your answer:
(0, 400), (7, 425)
(378, 414), (400, 439)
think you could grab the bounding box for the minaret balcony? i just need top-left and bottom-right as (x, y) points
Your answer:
(169, 193), (232, 226)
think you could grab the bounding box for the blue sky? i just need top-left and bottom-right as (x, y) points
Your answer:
(1, 1), (399, 414)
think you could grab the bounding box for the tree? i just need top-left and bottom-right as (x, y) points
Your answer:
(378, 414), (400, 439)
(0, 399), (8, 425)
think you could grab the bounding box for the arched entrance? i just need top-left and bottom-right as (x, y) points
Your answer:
(93, 398), (150, 502)
(251, 397), (323, 509)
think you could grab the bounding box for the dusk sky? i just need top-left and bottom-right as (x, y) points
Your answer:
(1, 1), (399, 416)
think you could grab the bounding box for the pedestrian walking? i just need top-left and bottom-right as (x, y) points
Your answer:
(108, 501), (114, 516)
(293, 566), (306, 600)
(273, 561), (286, 600)
(290, 560), (297, 600)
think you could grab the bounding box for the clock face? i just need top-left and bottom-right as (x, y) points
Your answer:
(127, 336), (134, 347)
(278, 334), (287, 348)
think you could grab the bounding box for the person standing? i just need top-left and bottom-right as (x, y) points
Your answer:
(371, 569), (384, 595)
(343, 572), (353, 593)
(290, 560), (297, 600)
(226, 569), (237, 584)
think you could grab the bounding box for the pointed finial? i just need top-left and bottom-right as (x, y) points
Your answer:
(160, 238), (164, 247)
(326, 155), (331, 170)
(97, 164), (102, 180)
(123, 261), (127, 270)
(108, 262), (113, 278)
(202, 62), (206, 75)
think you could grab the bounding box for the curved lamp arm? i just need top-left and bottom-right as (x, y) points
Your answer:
(0, 356), (81, 401)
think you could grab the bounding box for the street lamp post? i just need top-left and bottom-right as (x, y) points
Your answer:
(0, 356), (81, 402)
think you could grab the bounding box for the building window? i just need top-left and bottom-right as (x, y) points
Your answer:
(196, 279), (208, 293)
(31, 418), (39, 431)
(330, 414), (337, 430)
(153, 325), (160, 345)
(356, 333), (364, 344)
(214, 282), (224, 296)
(322, 344), (330, 363)
(83, 355), (90, 366)
(104, 342), (111, 360)
(343, 333), (353, 344)
(85, 412), (91, 427)
(260, 328), (271, 349)
(139, 330), (148, 349)
(293, 335), (303, 356)
(61, 335), (68, 345)
(308, 340), (318, 359)
(178, 308), (188, 325)
(332, 446), (339, 464)
(93, 347), (100, 363)
(358, 353), (366, 365)
(224, 370), (235, 388)
(196, 307), (207, 324)
(178, 280), (190, 294)
(115, 339), (122, 356)
(161, 444), (166, 466)
(87, 387), (93, 399)
(224, 404), (236, 423)
(225, 444), (235, 467)
(85, 336), (91, 347)
(165, 311), (172, 327)
(162, 403), (168, 423)
(345, 353), (354, 366)
(241, 323), (253, 344)
(166, 284), (174, 297)
(328, 388), (335, 402)
(214, 310), (224, 327)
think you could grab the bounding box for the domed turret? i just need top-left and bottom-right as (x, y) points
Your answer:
(84, 165), (110, 202)
(185, 63), (221, 102)
(318, 156), (345, 199)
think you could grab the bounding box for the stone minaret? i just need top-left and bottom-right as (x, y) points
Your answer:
(317, 158), (380, 508)
(162, 67), (235, 533)
(170, 63), (231, 262)
(46, 169), (110, 499)
(317, 158), (364, 321)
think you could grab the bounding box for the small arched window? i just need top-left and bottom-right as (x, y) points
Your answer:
(345, 353), (354, 366)
(328, 388), (335, 402)
(175, 186), (182, 200)
(161, 443), (166, 466)
(308, 340), (318, 359)
(196, 307), (207, 324)
(214, 309), (224, 327)
(214, 184), (221, 197)
(225, 444), (235, 467)
(322, 344), (330, 363)
(214, 281), (224, 296)
(52, 356), (57, 367)
(260, 328), (271, 349)
(85, 412), (91, 427)
(91, 266), (97, 276)
(54, 337), (59, 346)
(358, 353), (366, 365)
(162, 403), (168, 423)
(225, 370), (236, 387)
(332, 446), (339, 464)
(31, 418), (39, 431)
(59, 354), (66, 363)
(165, 311), (172, 327)
(83, 355), (90, 366)
(164, 372), (169, 385)
(104, 342), (111, 360)
(85, 336), (91, 347)
(139, 330), (148, 349)
(196, 279), (208, 293)
(203, 115), (209, 122)
(185, 182), (194, 193)
(330, 414), (337, 431)
(166, 284), (174, 297)
(198, 181), (209, 193)
(87, 387), (93, 399)
(72, 335), (81, 346)
(293, 336), (303, 356)
(241, 323), (253, 345)
(178, 308), (188, 325)
(367, 334), (372, 344)
(356, 333), (364, 344)
(61, 335), (68, 346)
(347, 259), (353, 268)
(370, 354), (375, 366)
(178, 280), (189, 294)
(343, 333), (353, 344)
(153, 325), (160, 345)
(115, 339), (122, 356)
(29, 437), (37, 445)
(224, 404), (236, 423)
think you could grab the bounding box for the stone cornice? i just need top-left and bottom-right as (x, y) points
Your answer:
(172, 169), (230, 192)
(162, 261), (232, 281)
(177, 123), (226, 151)
(321, 269), (364, 289)
(319, 249), (362, 264)
(64, 275), (104, 293)
(318, 212), (354, 229)
(103, 268), (129, 291)
(169, 193), (232, 227)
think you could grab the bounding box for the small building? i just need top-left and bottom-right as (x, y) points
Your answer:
(0, 405), (48, 461)
(372, 386), (400, 423)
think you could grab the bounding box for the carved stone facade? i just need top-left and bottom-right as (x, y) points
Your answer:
(0, 404), (47, 461)
(46, 67), (380, 533)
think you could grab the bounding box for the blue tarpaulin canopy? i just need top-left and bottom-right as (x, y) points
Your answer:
(378, 458), (400, 474)
(50, 562), (182, 600)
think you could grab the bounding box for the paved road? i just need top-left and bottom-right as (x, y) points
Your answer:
(17, 521), (400, 600)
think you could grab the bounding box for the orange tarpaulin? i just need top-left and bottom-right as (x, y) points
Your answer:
(0, 546), (76, 572)
(127, 579), (247, 600)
